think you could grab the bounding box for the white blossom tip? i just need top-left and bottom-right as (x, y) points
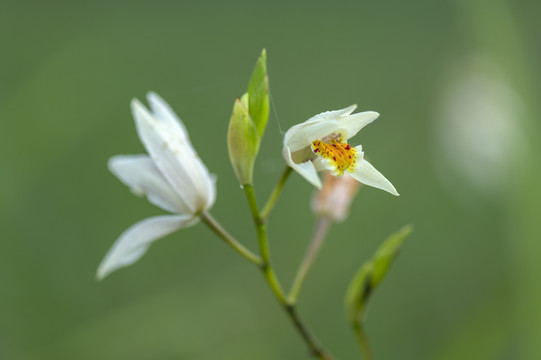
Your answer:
(146, 91), (159, 100)
(346, 104), (358, 113)
(146, 91), (167, 110)
(130, 98), (146, 115)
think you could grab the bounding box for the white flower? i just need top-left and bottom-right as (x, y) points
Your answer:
(97, 92), (216, 280)
(283, 105), (398, 196)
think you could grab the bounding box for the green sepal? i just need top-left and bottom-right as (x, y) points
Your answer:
(345, 225), (413, 324)
(227, 96), (260, 185)
(247, 49), (269, 138)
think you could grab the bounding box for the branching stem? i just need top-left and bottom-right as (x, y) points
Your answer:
(200, 211), (262, 266)
(260, 166), (292, 221)
(243, 184), (335, 360)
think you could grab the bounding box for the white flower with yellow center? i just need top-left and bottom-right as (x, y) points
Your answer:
(97, 92), (216, 280)
(283, 105), (399, 196)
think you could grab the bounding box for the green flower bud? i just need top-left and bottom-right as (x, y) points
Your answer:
(227, 49), (269, 185)
(228, 95), (259, 185)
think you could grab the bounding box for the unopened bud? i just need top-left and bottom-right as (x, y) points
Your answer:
(227, 49), (269, 185)
(228, 95), (259, 185)
(311, 172), (361, 222)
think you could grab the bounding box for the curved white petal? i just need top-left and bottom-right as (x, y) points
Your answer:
(205, 173), (217, 210)
(349, 156), (399, 196)
(131, 99), (214, 213)
(146, 91), (189, 140)
(283, 147), (322, 188)
(339, 111), (379, 140)
(305, 105), (357, 123)
(108, 154), (190, 214)
(283, 105), (360, 152)
(284, 119), (340, 153)
(96, 215), (198, 280)
(311, 157), (330, 172)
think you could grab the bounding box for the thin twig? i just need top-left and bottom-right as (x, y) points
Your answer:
(243, 184), (335, 360)
(200, 211), (262, 266)
(260, 166), (292, 221)
(353, 321), (375, 360)
(289, 217), (331, 303)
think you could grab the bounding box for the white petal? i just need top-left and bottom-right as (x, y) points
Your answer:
(108, 154), (190, 214)
(131, 99), (214, 213)
(283, 105), (359, 152)
(96, 215), (197, 280)
(205, 173), (217, 209)
(283, 147), (322, 188)
(305, 105), (357, 123)
(349, 156), (399, 196)
(284, 119), (340, 153)
(339, 111), (379, 140)
(146, 91), (189, 140)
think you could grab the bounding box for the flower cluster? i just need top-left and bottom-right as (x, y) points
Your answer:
(96, 52), (405, 360)
(98, 97), (398, 279)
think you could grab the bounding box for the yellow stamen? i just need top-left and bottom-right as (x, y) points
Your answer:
(311, 139), (358, 176)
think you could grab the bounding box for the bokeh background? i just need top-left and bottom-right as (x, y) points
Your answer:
(2, 0), (540, 359)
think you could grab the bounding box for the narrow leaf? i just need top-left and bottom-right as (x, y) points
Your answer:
(345, 261), (373, 324)
(345, 225), (413, 324)
(371, 225), (413, 287)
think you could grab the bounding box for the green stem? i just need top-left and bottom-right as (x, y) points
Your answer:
(289, 217), (331, 304)
(200, 211), (262, 266)
(353, 322), (375, 360)
(260, 166), (293, 221)
(285, 304), (335, 360)
(243, 184), (286, 302)
(243, 184), (335, 360)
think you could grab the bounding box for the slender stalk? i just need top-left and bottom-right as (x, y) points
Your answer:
(243, 184), (335, 360)
(200, 211), (262, 266)
(260, 166), (293, 221)
(285, 304), (335, 360)
(353, 322), (375, 360)
(243, 184), (286, 302)
(289, 217), (331, 304)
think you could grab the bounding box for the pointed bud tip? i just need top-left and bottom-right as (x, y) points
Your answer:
(130, 98), (146, 113)
(95, 268), (107, 281)
(146, 91), (158, 100)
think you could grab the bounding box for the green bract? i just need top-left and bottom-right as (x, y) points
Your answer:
(227, 49), (269, 185)
(247, 49), (269, 138)
(345, 225), (413, 324)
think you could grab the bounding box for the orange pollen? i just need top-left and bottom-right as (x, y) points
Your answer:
(311, 139), (358, 176)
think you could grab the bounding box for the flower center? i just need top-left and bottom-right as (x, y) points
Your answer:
(311, 138), (358, 176)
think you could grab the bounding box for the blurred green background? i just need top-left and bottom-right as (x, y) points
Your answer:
(2, 0), (540, 359)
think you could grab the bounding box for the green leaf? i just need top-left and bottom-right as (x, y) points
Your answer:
(371, 225), (412, 287)
(227, 96), (260, 185)
(345, 225), (413, 324)
(247, 49), (269, 138)
(345, 261), (373, 324)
